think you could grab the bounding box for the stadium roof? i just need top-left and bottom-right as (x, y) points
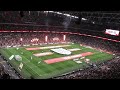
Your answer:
(1, 11), (120, 30)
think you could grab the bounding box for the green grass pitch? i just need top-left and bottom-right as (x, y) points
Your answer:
(0, 43), (114, 79)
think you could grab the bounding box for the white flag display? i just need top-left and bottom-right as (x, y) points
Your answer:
(18, 62), (23, 70)
(9, 55), (14, 60)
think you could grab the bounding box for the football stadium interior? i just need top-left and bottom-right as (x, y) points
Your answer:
(0, 11), (120, 79)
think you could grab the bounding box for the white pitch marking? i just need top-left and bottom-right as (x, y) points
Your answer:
(38, 61), (41, 64)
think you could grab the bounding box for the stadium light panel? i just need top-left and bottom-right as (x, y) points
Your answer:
(57, 12), (62, 14)
(92, 22), (95, 24)
(66, 14), (70, 17)
(48, 11), (54, 13)
(74, 16), (79, 18)
(82, 18), (87, 20)
(71, 16), (75, 18)
(63, 14), (68, 16)
(44, 11), (49, 13)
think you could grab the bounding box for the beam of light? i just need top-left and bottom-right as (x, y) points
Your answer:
(63, 35), (66, 41)
(20, 38), (23, 41)
(45, 36), (48, 42)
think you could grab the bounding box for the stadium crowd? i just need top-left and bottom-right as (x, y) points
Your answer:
(0, 28), (119, 79)
(0, 31), (119, 54)
(0, 63), (10, 79)
(0, 11), (120, 79)
(0, 32), (68, 47)
(53, 34), (120, 79)
(70, 34), (120, 54)
(54, 56), (120, 79)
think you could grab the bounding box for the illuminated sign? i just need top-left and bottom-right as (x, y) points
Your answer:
(105, 29), (119, 36)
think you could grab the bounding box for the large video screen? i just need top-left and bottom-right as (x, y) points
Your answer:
(105, 29), (119, 36)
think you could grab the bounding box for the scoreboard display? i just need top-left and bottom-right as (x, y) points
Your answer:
(105, 29), (119, 36)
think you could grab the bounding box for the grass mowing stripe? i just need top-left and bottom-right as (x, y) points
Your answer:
(8, 49), (38, 78)
(0, 49), (31, 78)
(19, 48), (55, 75)
(86, 52), (113, 63)
(9, 48), (42, 78)
(26, 45), (93, 78)
(0, 43), (114, 79)
(18, 48), (50, 78)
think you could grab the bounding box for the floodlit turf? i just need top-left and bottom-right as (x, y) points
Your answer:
(0, 43), (114, 79)
(44, 52), (93, 64)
